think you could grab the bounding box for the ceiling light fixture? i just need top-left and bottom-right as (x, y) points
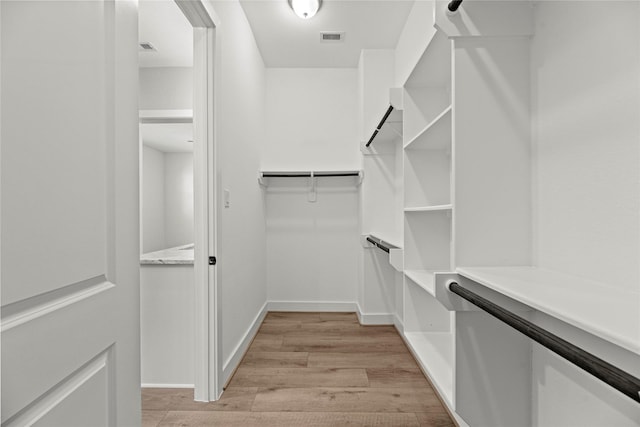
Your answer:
(289, 0), (321, 19)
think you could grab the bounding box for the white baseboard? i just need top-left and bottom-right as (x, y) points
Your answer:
(356, 310), (395, 325)
(394, 314), (404, 333)
(222, 301), (268, 385)
(355, 303), (395, 325)
(141, 383), (194, 389)
(267, 301), (358, 312)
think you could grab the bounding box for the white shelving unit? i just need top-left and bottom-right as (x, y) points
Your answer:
(360, 1), (640, 425)
(399, 12), (456, 415)
(404, 105), (452, 150)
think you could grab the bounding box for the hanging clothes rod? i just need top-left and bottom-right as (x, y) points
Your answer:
(365, 105), (395, 147)
(448, 281), (640, 404)
(261, 171), (360, 178)
(258, 170), (364, 187)
(366, 235), (399, 254)
(366, 237), (390, 253)
(448, 0), (464, 13)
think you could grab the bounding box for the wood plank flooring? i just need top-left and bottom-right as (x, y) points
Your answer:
(142, 312), (455, 426)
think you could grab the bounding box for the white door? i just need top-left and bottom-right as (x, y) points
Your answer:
(1, 1), (140, 425)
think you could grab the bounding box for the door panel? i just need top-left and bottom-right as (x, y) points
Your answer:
(1, 0), (140, 425)
(1, 0), (107, 306)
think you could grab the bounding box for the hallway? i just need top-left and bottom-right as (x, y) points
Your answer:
(142, 312), (455, 426)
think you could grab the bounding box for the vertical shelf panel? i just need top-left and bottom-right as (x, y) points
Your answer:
(453, 37), (531, 268)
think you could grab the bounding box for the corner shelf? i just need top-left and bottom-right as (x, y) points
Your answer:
(404, 105), (452, 150)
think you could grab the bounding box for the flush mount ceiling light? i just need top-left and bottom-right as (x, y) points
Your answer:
(289, 0), (322, 19)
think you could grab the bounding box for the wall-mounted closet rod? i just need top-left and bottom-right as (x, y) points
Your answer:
(448, 0), (463, 13)
(366, 237), (390, 253)
(365, 105), (394, 147)
(448, 281), (640, 404)
(261, 172), (360, 178)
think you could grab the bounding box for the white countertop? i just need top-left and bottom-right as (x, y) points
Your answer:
(140, 243), (194, 265)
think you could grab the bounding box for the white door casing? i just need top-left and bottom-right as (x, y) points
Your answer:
(1, 1), (140, 425)
(174, 0), (221, 402)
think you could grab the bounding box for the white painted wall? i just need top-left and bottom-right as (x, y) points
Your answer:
(531, 1), (640, 424)
(164, 153), (194, 248)
(140, 265), (194, 386)
(358, 50), (400, 321)
(141, 148), (193, 252)
(142, 145), (166, 253)
(264, 68), (359, 306)
(263, 68), (359, 170)
(211, 0), (268, 378)
(139, 67), (193, 110)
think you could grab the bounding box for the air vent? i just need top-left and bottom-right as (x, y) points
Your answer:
(139, 42), (157, 51)
(320, 32), (345, 43)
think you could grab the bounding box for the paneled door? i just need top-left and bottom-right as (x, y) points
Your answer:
(1, 1), (140, 425)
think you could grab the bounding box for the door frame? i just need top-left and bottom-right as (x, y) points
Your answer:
(174, 0), (221, 401)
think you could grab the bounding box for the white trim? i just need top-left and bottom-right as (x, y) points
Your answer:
(222, 302), (268, 385)
(141, 384), (194, 389)
(1, 279), (114, 332)
(175, 0), (220, 403)
(4, 350), (112, 427)
(138, 109), (192, 121)
(394, 314), (405, 334)
(356, 310), (395, 326)
(267, 301), (359, 313)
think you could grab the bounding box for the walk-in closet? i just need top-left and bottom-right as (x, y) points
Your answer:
(2, 0), (638, 425)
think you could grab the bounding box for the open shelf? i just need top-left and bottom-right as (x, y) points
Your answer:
(404, 105), (452, 150)
(404, 150), (451, 208)
(404, 204), (452, 213)
(457, 266), (640, 354)
(404, 332), (454, 405)
(406, 30), (451, 89)
(405, 269), (437, 296)
(403, 30), (452, 145)
(404, 210), (451, 273)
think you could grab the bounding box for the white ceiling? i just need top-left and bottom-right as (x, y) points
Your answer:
(138, 0), (193, 68)
(240, 0), (414, 68)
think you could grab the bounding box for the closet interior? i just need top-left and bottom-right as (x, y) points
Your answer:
(137, 0), (639, 425)
(353, 1), (639, 426)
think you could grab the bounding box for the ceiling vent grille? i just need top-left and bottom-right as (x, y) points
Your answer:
(320, 32), (345, 43)
(139, 42), (157, 51)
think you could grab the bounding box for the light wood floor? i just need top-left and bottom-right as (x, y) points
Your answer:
(142, 312), (455, 426)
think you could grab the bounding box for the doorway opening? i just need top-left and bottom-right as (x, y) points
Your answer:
(138, 0), (220, 402)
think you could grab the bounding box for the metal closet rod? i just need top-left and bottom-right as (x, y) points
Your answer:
(366, 236), (399, 254)
(366, 237), (390, 253)
(365, 105), (395, 147)
(448, 281), (640, 404)
(448, 0), (463, 12)
(261, 172), (360, 178)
